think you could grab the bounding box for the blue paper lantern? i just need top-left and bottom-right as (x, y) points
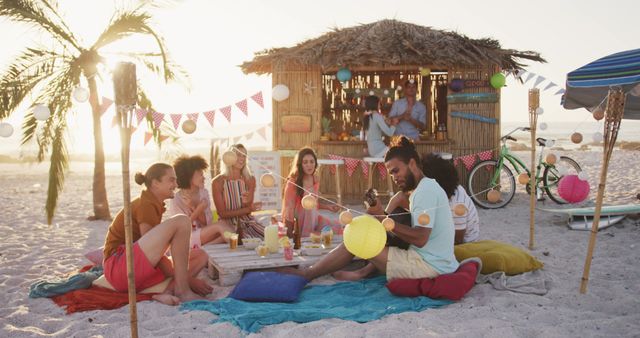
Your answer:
(336, 68), (352, 83)
(450, 79), (464, 92)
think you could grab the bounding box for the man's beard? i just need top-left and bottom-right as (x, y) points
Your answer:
(402, 170), (418, 192)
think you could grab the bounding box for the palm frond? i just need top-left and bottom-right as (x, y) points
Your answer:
(45, 118), (69, 224)
(110, 51), (190, 90)
(0, 47), (70, 119)
(0, 0), (81, 52)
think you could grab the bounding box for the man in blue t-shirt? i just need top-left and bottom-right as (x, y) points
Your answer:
(388, 80), (426, 140)
(280, 137), (458, 281)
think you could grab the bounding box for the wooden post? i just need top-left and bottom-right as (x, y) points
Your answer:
(580, 88), (625, 294)
(528, 89), (539, 250)
(113, 62), (138, 338)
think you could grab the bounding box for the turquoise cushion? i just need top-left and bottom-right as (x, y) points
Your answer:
(229, 272), (309, 303)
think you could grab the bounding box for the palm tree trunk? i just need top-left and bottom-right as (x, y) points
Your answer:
(87, 74), (111, 220)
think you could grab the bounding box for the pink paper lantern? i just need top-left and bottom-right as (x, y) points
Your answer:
(557, 174), (590, 203)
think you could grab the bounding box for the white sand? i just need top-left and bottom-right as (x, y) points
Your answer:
(1, 150), (639, 337)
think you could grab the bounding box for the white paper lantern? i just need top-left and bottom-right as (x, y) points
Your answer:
(33, 104), (51, 121)
(355, 89), (361, 94)
(369, 90), (375, 96)
(72, 87), (89, 103)
(260, 173), (275, 188)
(545, 139), (555, 147)
(578, 171), (589, 181)
(592, 132), (603, 143)
(539, 122), (547, 130)
(535, 107), (544, 115)
(339, 210), (353, 226)
(301, 195), (317, 210)
(272, 84), (290, 102)
(222, 150), (237, 167)
(0, 122), (14, 137)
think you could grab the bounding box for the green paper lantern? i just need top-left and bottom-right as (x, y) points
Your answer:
(490, 73), (506, 89)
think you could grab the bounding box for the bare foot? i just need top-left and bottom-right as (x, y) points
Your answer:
(152, 293), (180, 306)
(176, 290), (204, 303)
(275, 266), (307, 278)
(332, 270), (367, 281)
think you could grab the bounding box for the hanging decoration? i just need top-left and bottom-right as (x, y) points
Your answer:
(453, 204), (467, 216)
(449, 79), (464, 92)
(301, 195), (317, 210)
(336, 67), (352, 83)
(303, 81), (317, 95)
(182, 119), (196, 134)
(417, 213), (431, 226)
(72, 87), (89, 103)
(222, 150), (238, 167)
(343, 215), (386, 259)
(260, 173), (276, 188)
(339, 210), (353, 226)
(33, 104), (51, 121)
(518, 173), (530, 185)
(419, 67), (431, 76)
(571, 132), (583, 144)
(381, 217), (395, 231)
(272, 84), (290, 102)
(0, 122), (14, 137)
(235, 99), (249, 115)
(539, 122), (548, 130)
(490, 73), (506, 89)
(250, 91), (264, 108)
(170, 114), (182, 130)
(557, 175), (590, 203)
(592, 132), (603, 142)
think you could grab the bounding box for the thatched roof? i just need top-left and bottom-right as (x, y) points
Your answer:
(241, 19), (545, 75)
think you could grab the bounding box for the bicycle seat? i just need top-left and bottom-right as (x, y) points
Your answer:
(536, 137), (547, 147)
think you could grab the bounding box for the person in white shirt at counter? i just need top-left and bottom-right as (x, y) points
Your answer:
(388, 79), (426, 140)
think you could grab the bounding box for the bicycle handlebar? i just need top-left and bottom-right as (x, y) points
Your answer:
(501, 127), (530, 141)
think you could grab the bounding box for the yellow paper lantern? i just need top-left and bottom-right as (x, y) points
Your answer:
(343, 215), (386, 259)
(571, 132), (583, 144)
(419, 67), (431, 76)
(417, 213), (430, 226)
(382, 217), (395, 231)
(182, 119), (197, 134)
(301, 195), (317, 210)
(546, 153), (557, 165)
(517, 173), (530, 185)
(453, 204), (467, 216)
(260, 173), (275, 188)
(487, 189), (501, 203)
(222, 150), (237, 167)
(339, 210), (353, 225)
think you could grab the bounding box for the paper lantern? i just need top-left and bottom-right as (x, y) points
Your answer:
(545, 139), (555, 147)
(222, 150), (237, 167)
(301, 195), (317, 210)
(453, 204), (467, 216)
(260, 173), (275, 188)
(181, 119), (196, 134)
(417, 212), (430, 226)
(450, 79), (464, 92)
(272, 84), (290, 102)
(539, 122), (547, 130)
(343, 215), (386, 259)
(33, 104), (50, 121)
(578, 171), (589, 181)
(336, 68), (352, 83)
(558, 175), (590, 203)
(517, 173), (530, 185)
(419, 67), (431, 76)
(592, 132), (603, 143)
(339, 210), (353, 225)
(571, 132), (583, 144)
(0, 122), (13, 137)
(381, 217), (395, 231)
(592, 108), (605, 121)
(630, 83), (640, 97)
(535, 107), (544, 115)
(72, 87), (89, 103)
(545, 153), (557, 165)
(487, 189), (501, 203)
(490, 73), (506, 89)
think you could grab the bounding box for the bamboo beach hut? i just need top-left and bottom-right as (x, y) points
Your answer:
(241, 19), (545, 202)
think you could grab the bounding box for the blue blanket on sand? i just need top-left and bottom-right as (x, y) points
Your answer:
(180, 276), (452, 333)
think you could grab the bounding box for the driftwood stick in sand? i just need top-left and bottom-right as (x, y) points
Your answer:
(528, 89), (539, 250)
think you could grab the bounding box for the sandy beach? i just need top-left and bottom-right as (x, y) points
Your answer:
(1, 149), (639, 337)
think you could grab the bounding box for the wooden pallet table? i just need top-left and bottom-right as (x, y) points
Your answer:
(203, 236), (343, 286)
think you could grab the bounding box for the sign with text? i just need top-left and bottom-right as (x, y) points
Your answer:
(249, 151), (282, 211)
(281, 115), (311, 133)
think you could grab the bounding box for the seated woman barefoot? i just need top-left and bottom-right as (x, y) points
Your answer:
(102, 163), (211, 304)
(168, 155), (232, 248)
(281, 147), (341, 237)
(211, 144), (264, 241)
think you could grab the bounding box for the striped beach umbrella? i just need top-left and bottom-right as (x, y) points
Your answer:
(563, 48), (640, 119)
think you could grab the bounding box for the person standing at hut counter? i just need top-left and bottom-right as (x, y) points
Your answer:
(389, 80), (426, 140)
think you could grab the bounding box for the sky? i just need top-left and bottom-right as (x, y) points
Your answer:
(0, 0), (639, 157)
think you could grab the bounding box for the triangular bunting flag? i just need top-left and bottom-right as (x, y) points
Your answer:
(151, 111), (164, 129)
(220, 106), (232, 122)
(159, 134), (170, 143)
(235, 99), (249, 115)
(360, 160), (369, 178)
(533, 75), (546, 88)
(203, 110), (215, 127)
(343, 157), (359, 177)
(543, 82), (557, 91)
(170, 114), (182, 130)
(187, 113), (199, 122)
(256, 126), (267, 140)
(251, 91), (264, 108)
(135, 108), (147, 125)
(453, 158), (460, 167)
(328, 154), (341, 174)
(144, 132), (153, 146)
(555, 88), (566, 95)
(461, 154), (477, 171)
(100, 97), (113, 116)
(523, 72), (536, 84)
(377, 163), (387, 178)
(478, 150), (493, 161)
(516, 69), (526, 80)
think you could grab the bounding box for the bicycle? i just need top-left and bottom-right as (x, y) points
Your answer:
(467, 127), (582, 209)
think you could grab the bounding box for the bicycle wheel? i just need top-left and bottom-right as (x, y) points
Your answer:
(543, 156), (582, 204)
(467, 160), (516, 209)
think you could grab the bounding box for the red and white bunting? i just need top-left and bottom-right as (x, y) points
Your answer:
(250, 91), (264, 108)
(151, 111), (164, 129)
(130, 126), (137, 135)
(343, 158), (360, 177)
(159, 134), (169, 143)
(360, 160), (369, 178)
(256, 126), (267, 140)
(377, 163), (387, 178)
(235, 99), (249, 115)
(135, 108), (147, 125)
(203, 110), (215, 127)
(187, 113), (199, 122)
(461, 154), (477, 171)
(100, 97), (113, 116)
(328, 154), (341, 175)
(478, 150), (493, 161)
(170, 114), (182, 130)
(220, 106), (232, 122)
(144, 132), (153, 145)
(453, 158), (460, 167)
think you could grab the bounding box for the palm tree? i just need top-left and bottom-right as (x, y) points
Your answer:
(0, 0), (186, 223)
